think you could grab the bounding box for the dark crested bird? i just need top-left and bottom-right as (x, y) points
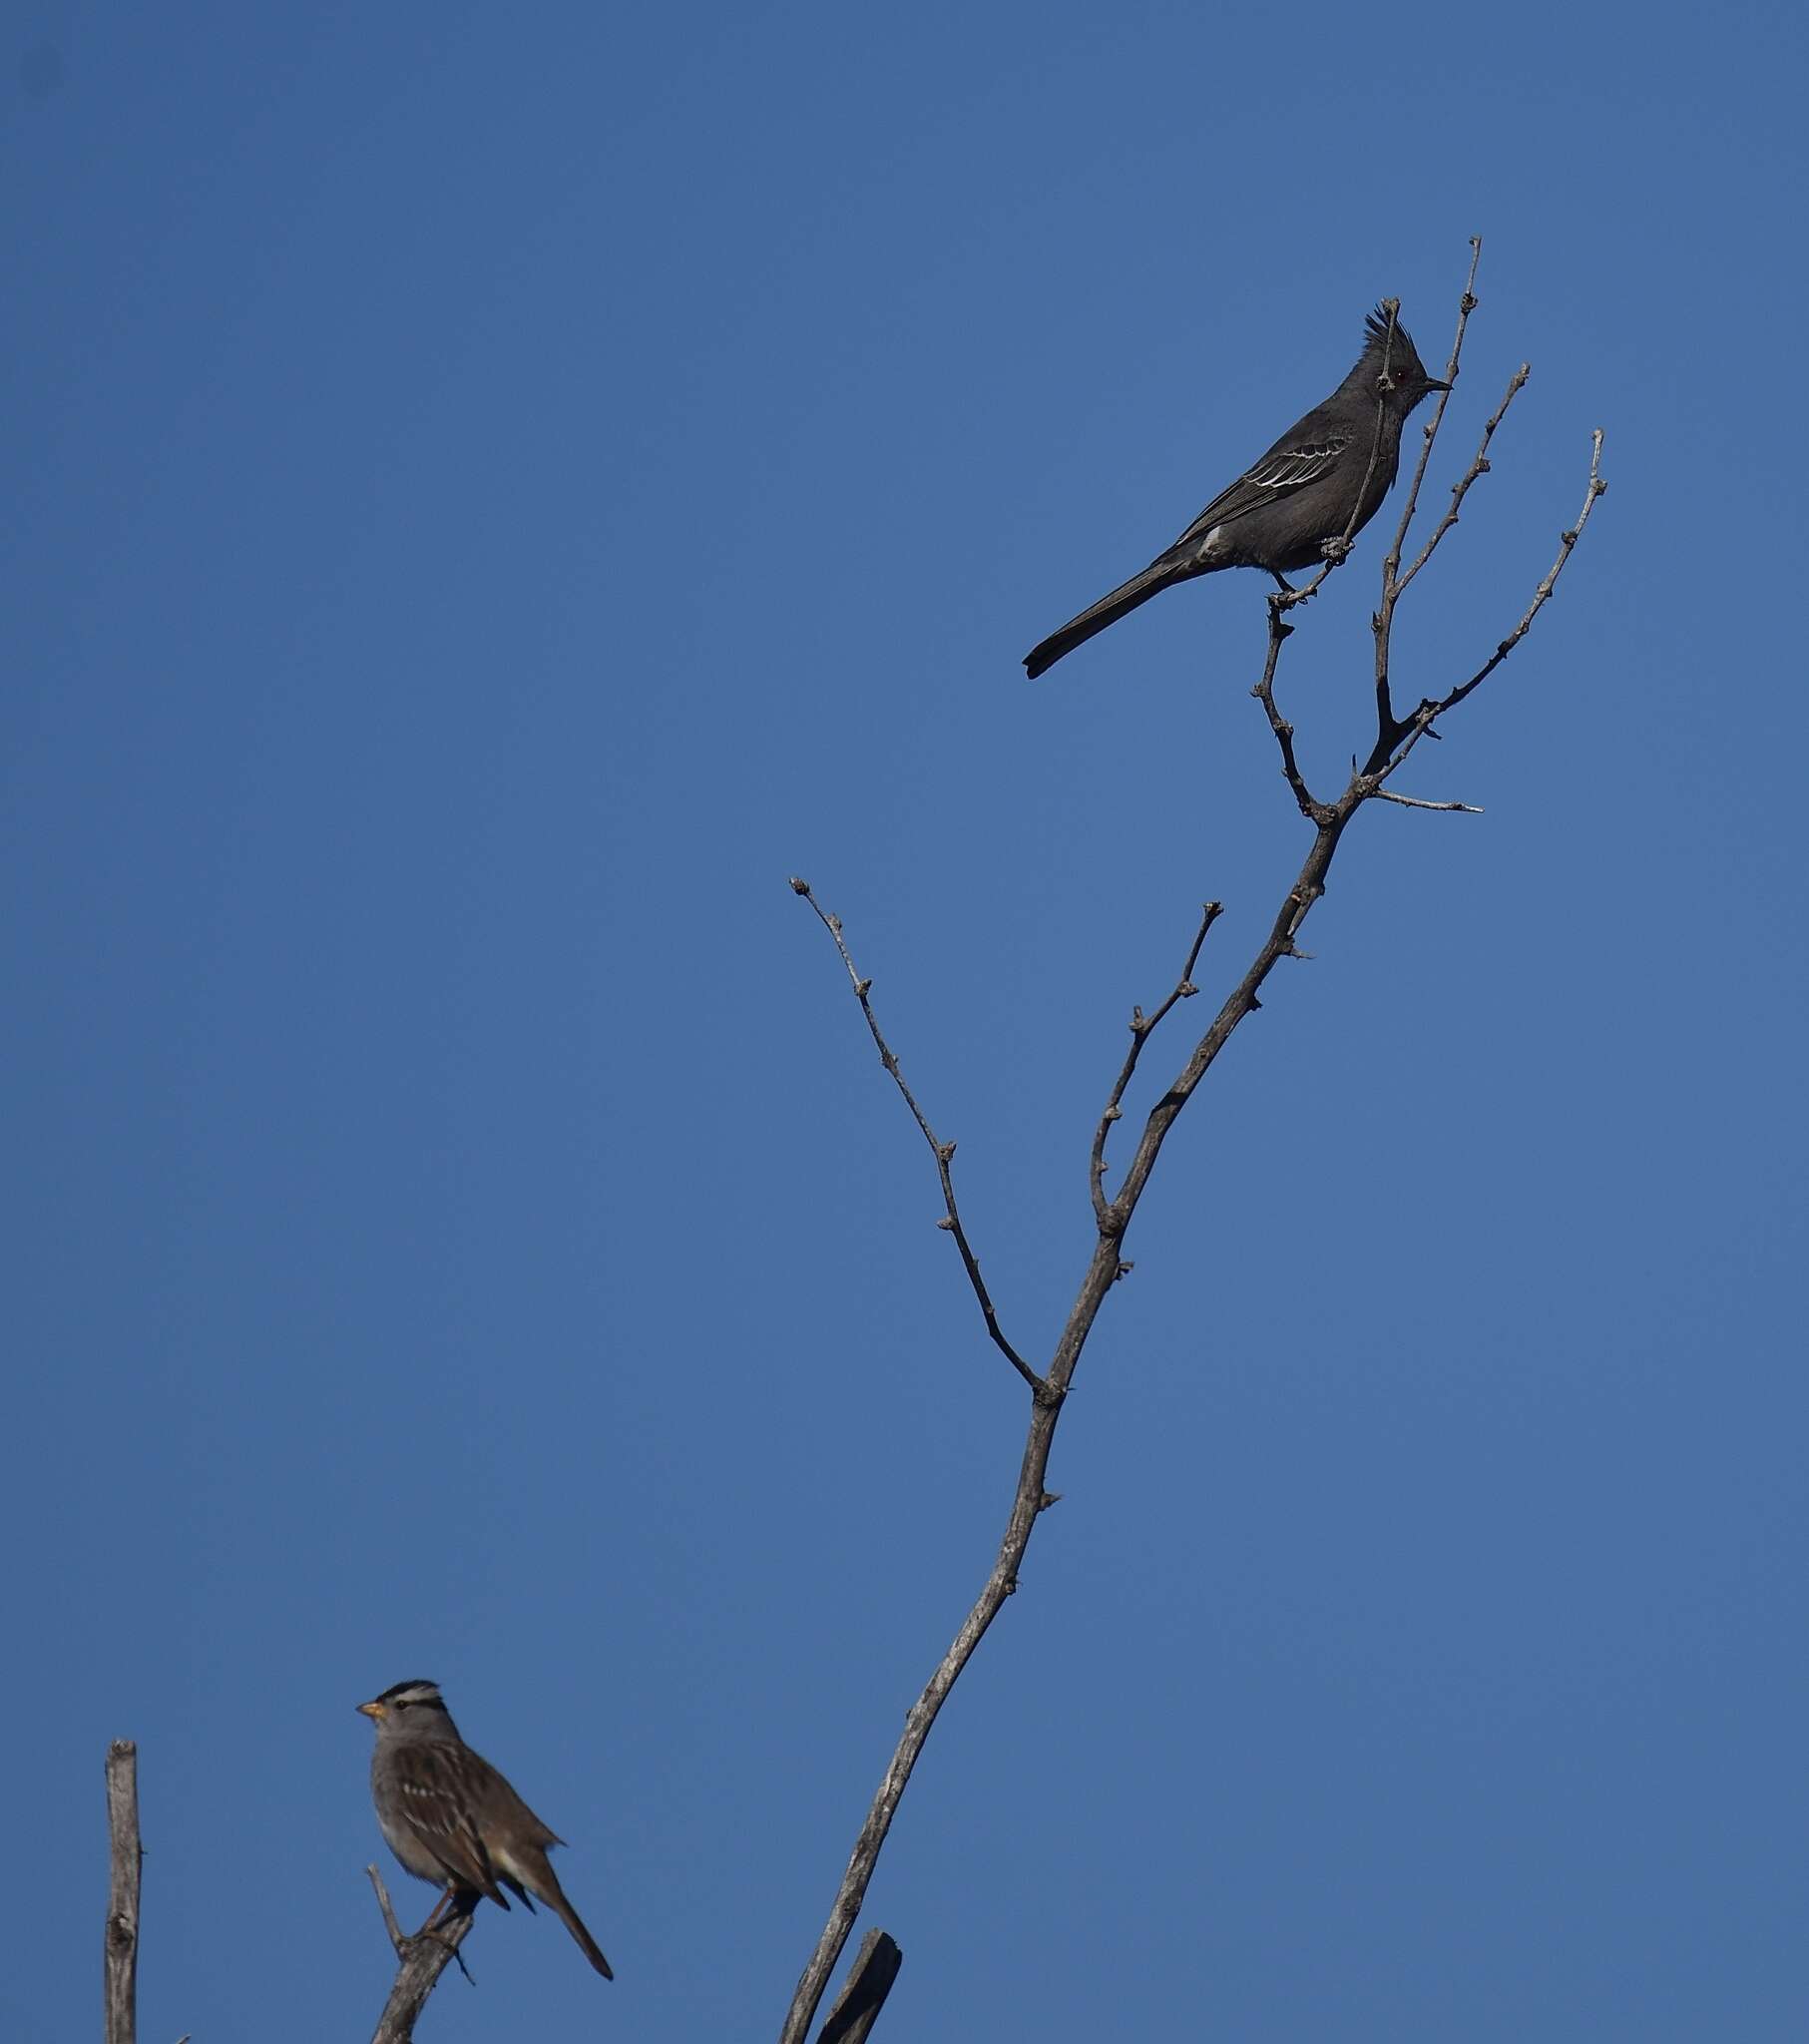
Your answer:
(1023, 306), (1450, 679)
(358, 1678), (615, 1979)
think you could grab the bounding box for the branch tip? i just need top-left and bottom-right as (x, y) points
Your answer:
(795, 889), (1041, 1392)
(778, 246), (1606, 2044)
(366, 1864), (408, 1955)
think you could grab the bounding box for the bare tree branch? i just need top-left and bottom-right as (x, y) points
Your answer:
(1367, 272), (1501, 753)
(1092, 902), (1222, 1222)
(1270, 295), (1408, 622)
(367, 1879), (477, 2044)
(366, 1865), (409, 1955)
(815, 1928), (904, 2044)
(1428, 430), (1607, 719)
(780, 245), (1606, 2044)
(105, 1742), (141, 2044)
(1370, 426), (1607, 786)
(1371, 789), (1485, 814)
(781, 819), (1361, 2044)
(1252, 607), (1329, 819)
(1394, 361), (1529, 601)
(1383, 234), (1485, 592)
(788, 876), (1045, 1396)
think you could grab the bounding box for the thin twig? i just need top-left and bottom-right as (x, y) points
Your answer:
(789, 877), (1046, 1396)
(366, 1866), (407, 1956)
(781, 247), (1607, 2044)
(1271, 300), (1403, 619)
(105, 1742), (141, 2044)
(368, 1890), (477, 2044)
(1091, 903), (1222, 1222)
(1383, 235), (1484, 587)
(1370, 246), (1487, 753)
(1371, 789), (1484, 813)
(781, 812), (1352, 2044)
(1393, 363), (1530, 602)
(1252, 605), (1329, 819)
(1433, 428), (1606, 716)
(1377, 428), (1606, 785)
(1341, 297), (1403, 557)
(1272, 266), (1492, 783)
(1104, 825), (1342, 1229)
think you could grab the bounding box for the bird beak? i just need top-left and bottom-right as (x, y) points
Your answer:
(1426, 376), (1453, 392)
(357, 1700), (384, 1720)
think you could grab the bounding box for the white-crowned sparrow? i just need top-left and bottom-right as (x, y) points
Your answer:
(357, 1678), (614, 1980)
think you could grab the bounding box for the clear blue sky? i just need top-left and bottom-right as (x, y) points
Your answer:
(7, 5), (1806, 2039)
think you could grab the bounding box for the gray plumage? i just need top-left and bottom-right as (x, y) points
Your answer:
(359, 1678), (614, 1980)
(1024, 306), (1450, 679)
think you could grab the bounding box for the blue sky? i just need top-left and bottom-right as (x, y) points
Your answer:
(6, 4), (1806, 2039)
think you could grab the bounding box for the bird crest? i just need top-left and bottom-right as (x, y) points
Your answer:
(1363, 304), (1427, 383)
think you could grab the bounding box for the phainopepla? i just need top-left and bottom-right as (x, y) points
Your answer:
(1023, 305), (1450, 679)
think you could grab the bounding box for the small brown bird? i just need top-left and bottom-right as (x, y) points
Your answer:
(358, 1678), (614, 1979)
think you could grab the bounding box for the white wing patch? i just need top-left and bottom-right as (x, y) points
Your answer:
(1244, 437), (1349, 491)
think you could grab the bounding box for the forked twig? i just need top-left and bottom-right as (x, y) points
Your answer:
(782, 241), (1606, 2044)
(367, 1876), (478, 2041)
(1384, 234), (1485, 586)
(1376, 427), (1606, 785)
(1091, 903), (1222, 1222)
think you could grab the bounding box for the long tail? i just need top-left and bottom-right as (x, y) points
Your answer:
(543, 1874), (615, 1979)
(1023, 554), (1194, 679)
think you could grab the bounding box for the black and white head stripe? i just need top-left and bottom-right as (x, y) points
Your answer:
(375, 1679), (445, 1709)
